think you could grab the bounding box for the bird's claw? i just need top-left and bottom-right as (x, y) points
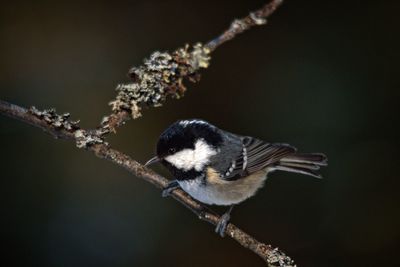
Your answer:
(215, 213), (230, 237)
(162, 180), (180, 197)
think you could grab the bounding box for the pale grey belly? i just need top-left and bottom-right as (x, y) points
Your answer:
(178, 170), (268, 206)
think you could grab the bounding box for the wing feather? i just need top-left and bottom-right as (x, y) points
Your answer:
(223, 136), (296, 180)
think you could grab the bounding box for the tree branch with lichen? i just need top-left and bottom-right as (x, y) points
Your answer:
(0, 1), (296, 266)
(98, 0), (284, 135)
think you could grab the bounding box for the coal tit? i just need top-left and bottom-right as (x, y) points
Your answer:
(146, 119), (327, 236)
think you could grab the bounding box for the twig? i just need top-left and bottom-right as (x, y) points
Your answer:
(0, 100), (295, 266)
(205, 0), (284, 52)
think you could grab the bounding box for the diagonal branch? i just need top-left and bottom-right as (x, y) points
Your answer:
(0, 99), (295, 266)
(98, 0), (285, 135)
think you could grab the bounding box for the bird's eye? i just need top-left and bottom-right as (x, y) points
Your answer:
(168, 148), (176, 154)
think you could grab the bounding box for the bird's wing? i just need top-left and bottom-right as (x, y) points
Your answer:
(223, 136), (296, 180)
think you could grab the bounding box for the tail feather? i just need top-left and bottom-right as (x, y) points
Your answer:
(279, 161), (321, 170)
(273, 153), (327, 179)
(280, 153), (328, 166)
(273, 165), (322, 179)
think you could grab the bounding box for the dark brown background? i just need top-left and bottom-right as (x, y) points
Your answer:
(1, 0), (399, 266)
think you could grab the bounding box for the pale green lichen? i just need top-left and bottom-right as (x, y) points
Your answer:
(29, 106), (106, 149)
(74, 129), (107, 149)
(108, 43), (211, 119)
(266, 247), (296, 267)
(29, 106), (80, 131)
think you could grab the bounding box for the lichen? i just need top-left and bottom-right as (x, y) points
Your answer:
(29, 106), (80, 131)
(29, 106), (106, 149)
(266, 247), (296, 267)
(75, 129), (107, 149)
(108, 43), (211, 119)
(250, 12), (267, 25)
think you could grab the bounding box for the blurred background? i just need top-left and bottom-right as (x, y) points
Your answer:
(1, 0), (399, 266)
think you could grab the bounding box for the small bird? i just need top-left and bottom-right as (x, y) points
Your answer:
(145, 119), (327, 236)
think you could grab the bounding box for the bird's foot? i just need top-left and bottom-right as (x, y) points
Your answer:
(162, 180), (180, 197)
(215, 212), (231, 237)
(215, 205), (234, 237)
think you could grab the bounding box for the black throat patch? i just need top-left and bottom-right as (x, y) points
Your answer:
(162, 160), (203, 181)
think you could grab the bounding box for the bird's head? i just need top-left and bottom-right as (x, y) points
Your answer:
(146, 119), (223, 178)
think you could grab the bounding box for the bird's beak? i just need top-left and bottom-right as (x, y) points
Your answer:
(145, 156), (160, 167)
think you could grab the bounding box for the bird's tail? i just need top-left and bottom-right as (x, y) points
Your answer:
(274, 153), (328, 178)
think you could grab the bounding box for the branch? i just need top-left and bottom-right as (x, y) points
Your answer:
(98, 0), (284, 135)
(0, 1), (296, 266)
(0, 99), (295, 266)
(205, 0), (284, 52)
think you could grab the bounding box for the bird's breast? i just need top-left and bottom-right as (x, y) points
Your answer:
(178, 167), (268, 206)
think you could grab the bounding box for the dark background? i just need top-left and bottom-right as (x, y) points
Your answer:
(1, 0), (399, 266)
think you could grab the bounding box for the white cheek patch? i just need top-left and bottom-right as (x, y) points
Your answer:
(164, 139), (217, 171)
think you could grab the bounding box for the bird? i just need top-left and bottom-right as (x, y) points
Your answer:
(145, 119), (327, 236)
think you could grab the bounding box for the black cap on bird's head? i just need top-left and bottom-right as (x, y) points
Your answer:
(145, 119), (223, 167)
